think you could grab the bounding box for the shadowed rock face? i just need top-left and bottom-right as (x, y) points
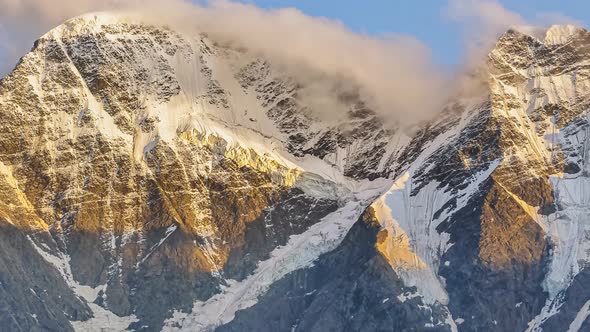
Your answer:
(539, 268), (590, 331)
(218, 208), (453, 332)
(223, 187), (339, 281)
(1, 14), (590, 332)
(0, 224), (92, 332)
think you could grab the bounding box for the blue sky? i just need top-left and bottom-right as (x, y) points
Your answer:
(234, 1), (590, 65)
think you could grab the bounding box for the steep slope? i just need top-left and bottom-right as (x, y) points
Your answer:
(0, 13), (404, 331)
(168, 24), (590, 332)
(1, 13), (590, 332)
(365, 25), (590, 332)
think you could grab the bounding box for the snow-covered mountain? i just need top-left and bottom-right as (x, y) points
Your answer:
(0, 13), (589, 332)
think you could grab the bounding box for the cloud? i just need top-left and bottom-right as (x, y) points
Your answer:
(447, 0), (526, 33)
(447, 0), (587, 56)
(0, 0), (454, 125)
(0, 0), (585, 126)
(446, 0), (529, 63)
(535, 12), (584, 27)
(179, 1), (452, 124)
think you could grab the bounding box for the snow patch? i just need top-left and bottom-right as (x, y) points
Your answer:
(526, 293), (566, 332)
(534, 175), (590, 299)
(397, 291), (420, 303)
(544, 25), (583, 46)
(71, 303), (138, 332)
(568, 299), (590, 332)
(26, 235), (138, 329)
(371, 159), (499, 305)
(139, 224), (178, 265)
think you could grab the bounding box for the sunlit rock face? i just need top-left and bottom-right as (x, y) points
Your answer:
(0, 14), (396, 331)
(1, 12), (590, 332)
(365, 26), (590, 332)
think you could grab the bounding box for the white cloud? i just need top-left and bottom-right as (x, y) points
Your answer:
(0, 0), (452, 125)
(0, 0), (585, 125)
(536, 12), (584, 27)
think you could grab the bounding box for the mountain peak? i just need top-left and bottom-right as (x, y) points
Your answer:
(543, 24), (584, 45)
(38, 11), (139, 43)
(496, 24), (586, 49)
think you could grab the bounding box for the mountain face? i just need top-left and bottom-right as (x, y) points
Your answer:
(0, 13), (589, 332)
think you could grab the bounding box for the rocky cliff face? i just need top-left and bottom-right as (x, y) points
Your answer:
(0, 14), (589, 332)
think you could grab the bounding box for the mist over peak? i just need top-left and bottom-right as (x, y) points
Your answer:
(1, 0), (585, 126)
